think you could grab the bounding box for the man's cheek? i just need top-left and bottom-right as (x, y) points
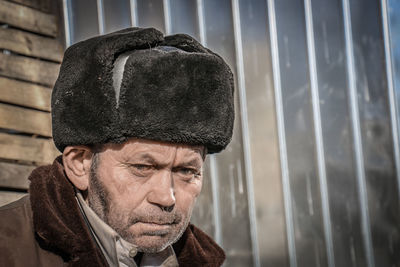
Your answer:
(176, 188), (201, 208)
(107, 205), (131, 230)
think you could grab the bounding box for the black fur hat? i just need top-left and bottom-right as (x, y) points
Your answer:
(52, 27), (234, 154)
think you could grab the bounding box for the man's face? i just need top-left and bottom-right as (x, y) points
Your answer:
(87, 139), (204, 253)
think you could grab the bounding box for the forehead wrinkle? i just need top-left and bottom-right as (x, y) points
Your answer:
(129, 148), (202, 169)
(125, 149), (177, 167)
(113, 139), (204, 165)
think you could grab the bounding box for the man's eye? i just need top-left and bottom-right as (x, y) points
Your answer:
(174, 167), (201, 181)
(180, 168), (195, 175)
(132, 164), (152, 170)
(129, 164), (154, 176)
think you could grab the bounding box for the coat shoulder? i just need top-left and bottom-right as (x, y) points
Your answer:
(0, 195), (33, 239)
(0, 195), (64, 267)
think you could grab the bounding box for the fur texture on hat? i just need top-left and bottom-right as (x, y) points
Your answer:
(52, 27), (234, 153)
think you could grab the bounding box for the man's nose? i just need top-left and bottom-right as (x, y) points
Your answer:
(147, 169), (176, 211)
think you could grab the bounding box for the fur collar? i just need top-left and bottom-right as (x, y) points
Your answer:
(28, 156), (225, 266)
(29, 156), (108, 266)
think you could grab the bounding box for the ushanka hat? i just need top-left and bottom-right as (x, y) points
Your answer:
(52, 27), (234, 154)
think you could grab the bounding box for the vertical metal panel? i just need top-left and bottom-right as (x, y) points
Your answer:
(63, 0), (71, 47)
(348, 0), (400, 265)
(168, 0), (200, 40)
(303, 0), (334, 266)
(130, 0), (138, 27)
(162, 0), (171, 35)
(208, 156), (222, 244)
(96, 0), (105, 34)
(310, 0), (366, 266)
(382, 0), (400, 205)
(202, 0), (253, 265)
(386, 8), (400, 263)
(386, 6), (400, 263)
(102, 0), (131, 33)
(136, 0), (165, 33)
(388, 0), (400, 128)
(267, 0), (297, 266)
(237, 0), (289, 266)
(232, 0), (260, 266)
(196, 0), (206, 46)
(273, 0), (327, 265)
(342, 1), (374, 266)
(68, 0), (99, 44)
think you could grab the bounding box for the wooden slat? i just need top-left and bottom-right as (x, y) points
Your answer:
(0, 191), (27, 206)
(8, 0), (52, 14)
(0, 103), (51, 136)
(0, 161), (35, 189)
(0, 27), (63, 62)
(0, 77), (51, 111)
(0, 53), (60, 86)
(0, 132), (59, 164)
(0, 0), (57, 37)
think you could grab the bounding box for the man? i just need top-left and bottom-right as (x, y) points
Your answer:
(0, 27), (234, 267)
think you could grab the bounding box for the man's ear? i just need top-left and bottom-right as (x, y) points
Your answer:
(62, 146), (94, 191)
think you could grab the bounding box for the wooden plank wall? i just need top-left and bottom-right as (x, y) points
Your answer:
(0, 0), (63, 205)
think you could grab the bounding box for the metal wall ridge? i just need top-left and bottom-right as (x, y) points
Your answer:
(267, 0), (297, 266)
(231, 0), (260, 266)
(342, 0), (375, 266)
(303, 0), (335, 266)
(381, 0), (400, 206)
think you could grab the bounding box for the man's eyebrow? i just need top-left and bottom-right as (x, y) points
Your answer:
(179, 158), (203, 167)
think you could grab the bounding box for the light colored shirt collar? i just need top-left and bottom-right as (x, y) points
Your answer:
(75, 191), (178, 267)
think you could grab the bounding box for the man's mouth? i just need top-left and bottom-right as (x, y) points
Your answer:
(137, 221), (176, 227)
(127, 213), (182, 231)
(142, 221), (175, 225)
(130, 216), (178, 225)
(135, 222), (173, 236)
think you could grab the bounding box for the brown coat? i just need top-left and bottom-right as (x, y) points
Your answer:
(0, 157), (225, 267)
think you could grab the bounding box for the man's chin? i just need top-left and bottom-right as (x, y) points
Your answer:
(129, 235), (172, 253)
(117, 220), (190, 253)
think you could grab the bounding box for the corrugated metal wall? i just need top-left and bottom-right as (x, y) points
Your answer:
(63, 0), (400, 266)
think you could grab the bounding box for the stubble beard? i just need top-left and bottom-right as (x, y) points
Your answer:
(87, 156), (192, 253)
